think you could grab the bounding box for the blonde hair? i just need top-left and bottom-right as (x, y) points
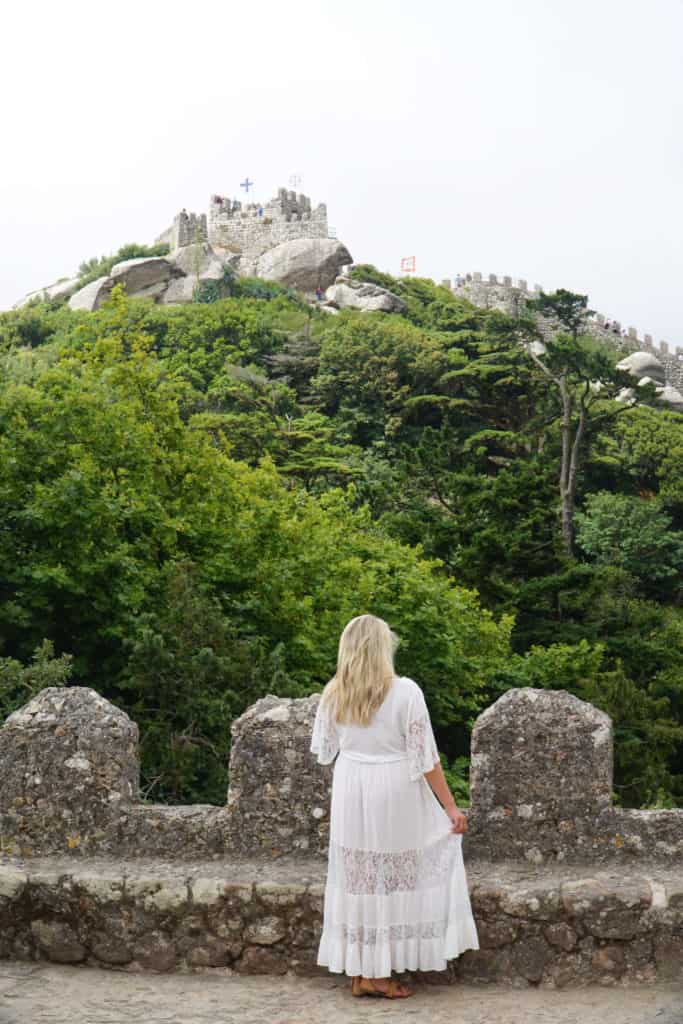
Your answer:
(321, 614), (399, 726)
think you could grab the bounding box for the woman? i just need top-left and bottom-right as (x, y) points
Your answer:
(310, 614), (479, 999)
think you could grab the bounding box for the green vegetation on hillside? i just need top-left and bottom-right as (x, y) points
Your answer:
(1, 268), (681, 808)
(76, 242), (171, 288)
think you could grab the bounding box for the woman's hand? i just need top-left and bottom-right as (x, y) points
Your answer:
(446, 805), (468, 834)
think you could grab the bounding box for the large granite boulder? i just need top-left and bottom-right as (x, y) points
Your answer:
(110, 256), (182, 299)
(68, 275), (114, 311)
(653, 384), (683, 412)
(172, 241), (224, 281)
(324, 276), (406, 313)
(161, 276), (200, 305)
(0, 686), (139, 855)
(68, 258), (186, 310)
(616, 350), (666, 384)
(160, 243), (227, 305)
(255, 238), (352, 294)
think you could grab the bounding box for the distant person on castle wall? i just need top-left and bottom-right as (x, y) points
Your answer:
(315, 286), (323, 302)
(310, 614), (478, 999)
(455, 273), (464, 287)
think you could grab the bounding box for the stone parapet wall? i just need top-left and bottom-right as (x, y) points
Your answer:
(1, 687), (682, 865)
(446, 272), (683, 389)
(0, 856), (680, 984)
(1, 685), (681, 981)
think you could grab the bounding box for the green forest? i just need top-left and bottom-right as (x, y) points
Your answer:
(1, 260), (682, 810)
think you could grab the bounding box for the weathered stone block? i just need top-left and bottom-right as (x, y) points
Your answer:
(561, 877), (651, 939)
(133, 931), (177, 972)
(31, 919), (85, 963)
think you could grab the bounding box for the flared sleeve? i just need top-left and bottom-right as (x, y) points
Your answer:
(310, 694), (340, 765)
(404, 683), (440, 782)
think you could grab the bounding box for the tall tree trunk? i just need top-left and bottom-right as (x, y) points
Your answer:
(558, 374), (574, 556)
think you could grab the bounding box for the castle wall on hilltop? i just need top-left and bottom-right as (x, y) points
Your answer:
(156, 211), (208, 251)
(155, 188), (328, 271)
(445, 272), (683, 390)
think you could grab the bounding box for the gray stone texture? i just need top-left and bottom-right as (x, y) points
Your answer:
(255, 238), (352, 294)
(616, 350), (667, 383)
(160, 275), (199, 304)
(0, 687), (139, 856)
(109, 256), (181, 293)
(1, 685), (682, 865)
(225, 693), (333, 857)
(324, 276), (406, 313)
(0, 856), (680, 983)
(170, 241), (224, 281)
(466, 689), (629, 864)
(68, 275), (114, 311)
(1, 965), (682, 1024)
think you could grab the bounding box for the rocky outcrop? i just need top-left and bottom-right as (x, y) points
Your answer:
(13, 276), (82, 308)
(616, 350), (666, 383)
(68, 258), (183, 311)
(654, 384), (683, 411)
(255, 238), (352, 294)
(159, 243), (228, 305)
(323, 275), (406, 313)
(68, 275), (114, 311)
(110, 256), (182, 297)
(615, 350), (683, 411)
(160, 276), (199, 305)
(170, 241), (225, 281)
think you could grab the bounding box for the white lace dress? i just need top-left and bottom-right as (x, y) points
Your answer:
(310, 674), (479, 977)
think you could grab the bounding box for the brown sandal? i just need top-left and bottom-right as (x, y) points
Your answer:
(351, 976), (413, 998)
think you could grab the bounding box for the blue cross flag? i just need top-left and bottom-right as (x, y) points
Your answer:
(240, 178), (254, 194)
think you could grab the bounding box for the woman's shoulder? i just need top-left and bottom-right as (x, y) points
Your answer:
(394, 675), (422, 699)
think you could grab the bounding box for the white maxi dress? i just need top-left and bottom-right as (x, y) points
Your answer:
(310, 674), (480, 977)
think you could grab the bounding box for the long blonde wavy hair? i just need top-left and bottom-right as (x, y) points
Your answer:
(321, 614), (399, 726)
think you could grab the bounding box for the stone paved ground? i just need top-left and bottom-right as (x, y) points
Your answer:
(0, 964), (681, 1024)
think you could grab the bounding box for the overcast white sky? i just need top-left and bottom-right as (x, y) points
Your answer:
(2, 0), (682, 346)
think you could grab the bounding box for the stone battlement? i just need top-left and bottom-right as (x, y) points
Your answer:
(0, 685), (681, 982)
(445, 272), (683, 389)
(155, 187), (329, 273)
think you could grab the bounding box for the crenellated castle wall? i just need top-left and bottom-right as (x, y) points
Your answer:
(0, 686), (681, 982)
(155, 188), (329, 273)
(444, 273), (683, 390)
(156, 210), (208, 251)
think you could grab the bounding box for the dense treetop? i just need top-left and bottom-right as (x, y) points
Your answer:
(1, 266), (681, 808)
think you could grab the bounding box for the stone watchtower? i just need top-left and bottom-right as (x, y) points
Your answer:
(156, 187), (330, 272)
